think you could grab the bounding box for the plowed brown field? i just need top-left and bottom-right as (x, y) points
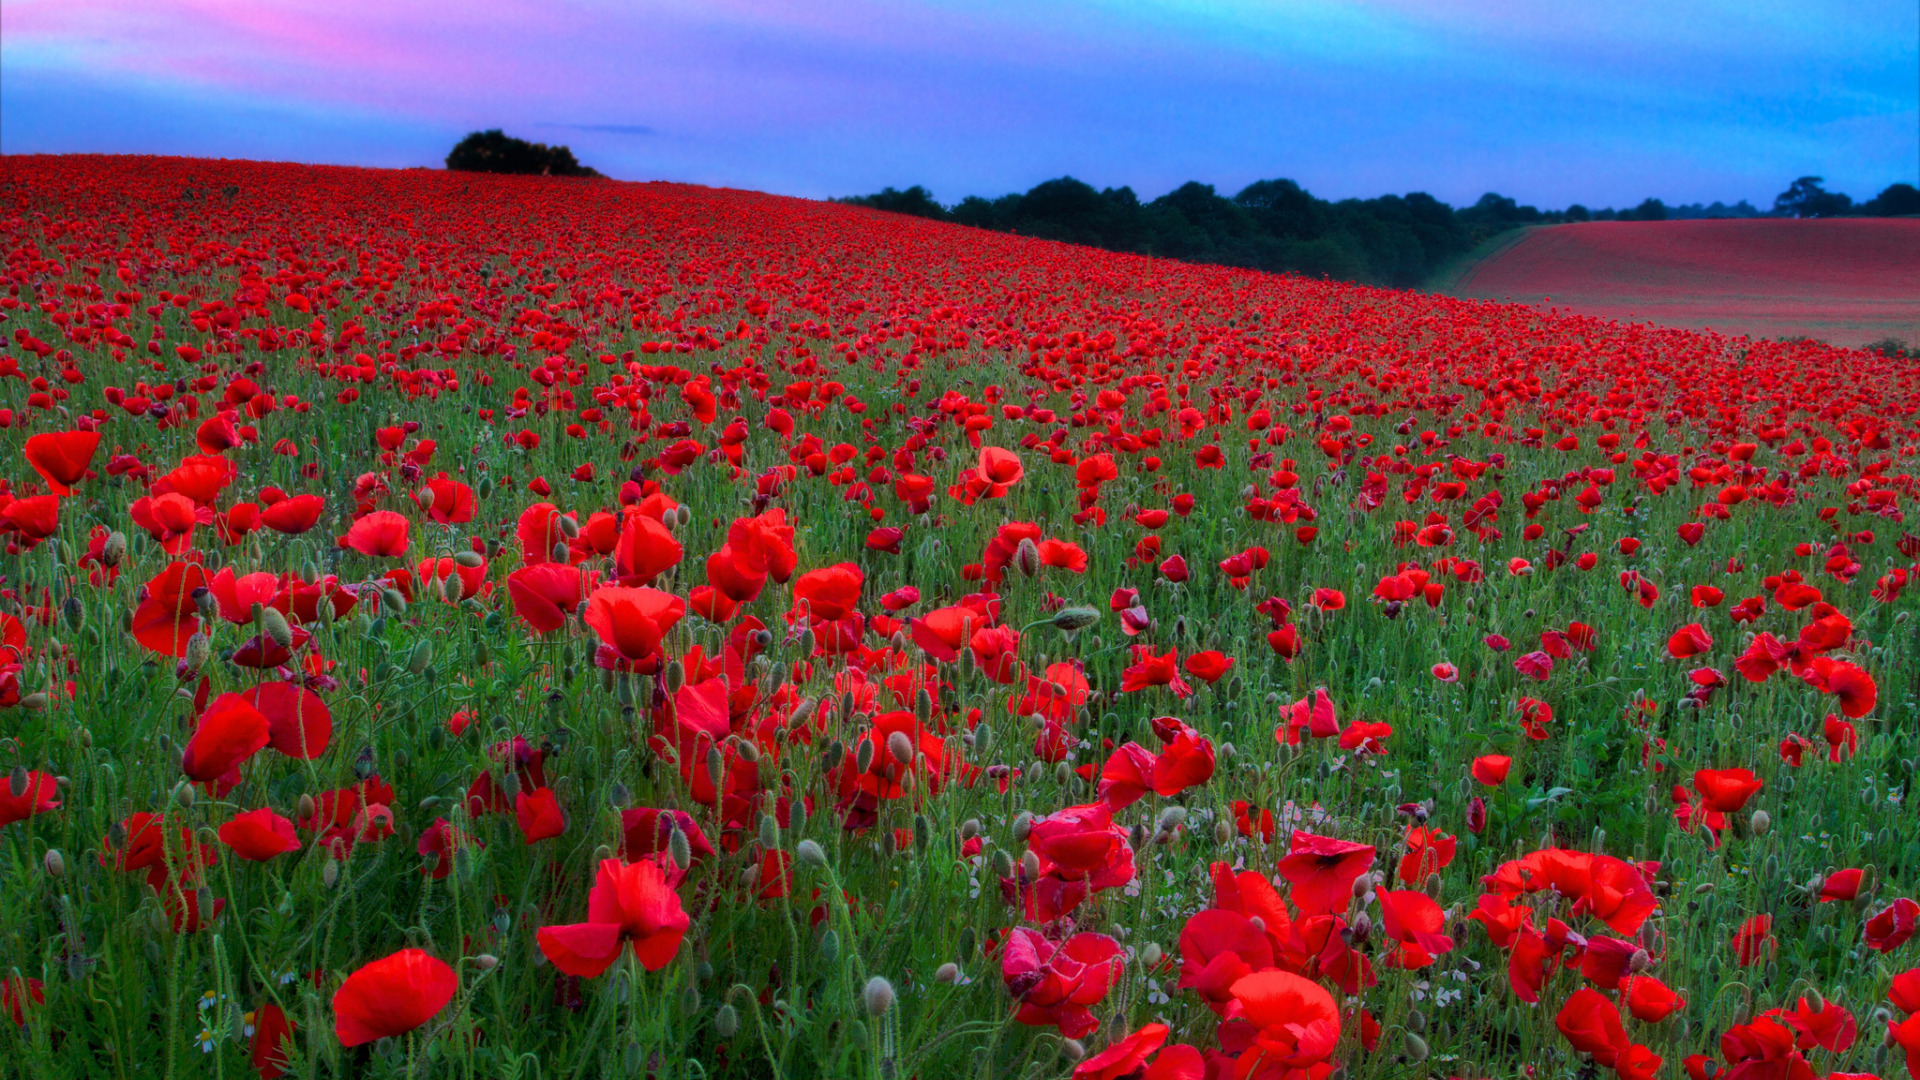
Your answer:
(1451, 218), (1920, 348)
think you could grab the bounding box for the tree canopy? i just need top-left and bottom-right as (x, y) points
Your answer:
(446, 130), (602, 178)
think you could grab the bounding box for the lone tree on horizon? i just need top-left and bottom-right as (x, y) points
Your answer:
(446, 130), (602, 178)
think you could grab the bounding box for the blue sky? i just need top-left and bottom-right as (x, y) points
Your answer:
(2, 0), (1914, 209)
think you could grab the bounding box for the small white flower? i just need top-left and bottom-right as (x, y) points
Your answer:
(196, 1028), (217, 1053)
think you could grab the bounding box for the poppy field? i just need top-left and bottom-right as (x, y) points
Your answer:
(2, 154), (1920, 1080)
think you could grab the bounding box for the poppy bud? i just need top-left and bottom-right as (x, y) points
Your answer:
(935, 963), (960, 985)
(818, 930), (841, 965)
(1055, 761), (1075, 787)
(990, 850), (1015, 879)
(887, 731), (914, 766)
(913, 814), (930, 853)
(1629, 948), (1651, 973)
(1403, 1033), (1429, 1063)
(354, 745), (376, 780)
(705, 746), (726, 790)
(381, 587), (408, 615)
(664, 660), (686, 693)
(453, 549), (484, 569)
(675, 505), (692, 527)
(7, 766), (24, 798)
(101, 531), (127, 567)
(789, 799), (807, 837)
(1015, 538), (1041, 578)
(759, 814), (780, 851)
(609, 782), (631, 808)
(477, 476), (494, 500)
(1011, 811), (1034, 842)
(1750, 810), (1770, 836)
(822, 740), (845, 773)
(796, 839), (827, 868)
(322, 858), (340, 888)
(298, 793), (316, 821)
(862, 976), (894, 1016)
(1214, 820), (1232, 845)
(1466, 795), (1487, 834)
(473, 953), (499, 971)
(1022, 850), (1041, 879)
(714, 1003), (739, 1038)
(196, 589), (220, 621)
(1424, 872), (1443, 899)
(62, 595), (84, 631)
(1156, 806), (1187, 834)
(172, 781), (195, 808)
(1051, 607), (1100, 632)
(914, 687), (932, 722)
(855, 738), (875, 776)
(1061, 1039), (1085, 1062)
(669, 826), (693, 869)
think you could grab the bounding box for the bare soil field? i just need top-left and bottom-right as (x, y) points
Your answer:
(1450, 218), (1920, 348)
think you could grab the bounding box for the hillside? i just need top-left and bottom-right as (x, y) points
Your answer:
(1449, 218), (1920, 348)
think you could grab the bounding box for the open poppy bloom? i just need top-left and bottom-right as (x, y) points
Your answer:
(332, 948), (459, 1047)
(1276, 831), (1376, 916)
(537, 858), (691, 976)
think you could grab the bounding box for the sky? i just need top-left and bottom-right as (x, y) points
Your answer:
(2, 1), (1914, 210)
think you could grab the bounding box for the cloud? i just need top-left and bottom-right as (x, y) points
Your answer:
(539, 123), (659, 137)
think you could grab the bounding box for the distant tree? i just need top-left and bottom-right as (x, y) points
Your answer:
(1627, 198), (1668, 221)
(1863, 182), (1920, 217)
(1773, 176), (1853, 218)
(1563, 204), (1591, 222)
(446, 130), (601, 177)
(839, 186), (947, 219)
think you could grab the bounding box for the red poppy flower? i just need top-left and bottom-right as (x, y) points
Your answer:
(181, 693), (272, 783)
(537, 858), (691, 976)
(1471, 754), (1512, 786)
(218, 808), (301, 861)
(23, 430), (101, 494)
(1277, 831), (1376, 916)
(343, 510), (409, 557)
(585, 586), (685, 670)
(332, 948), (458, 1047)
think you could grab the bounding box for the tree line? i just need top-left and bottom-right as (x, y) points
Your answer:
(837, 176), (1920, 288)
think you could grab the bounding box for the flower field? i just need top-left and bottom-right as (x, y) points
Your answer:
(2, 154), (1919, 1080)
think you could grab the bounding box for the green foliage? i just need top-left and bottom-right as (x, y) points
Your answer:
(1773, 177), (1853, 219)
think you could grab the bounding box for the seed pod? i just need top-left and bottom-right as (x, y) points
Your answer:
(862, 976), (895, 1016)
